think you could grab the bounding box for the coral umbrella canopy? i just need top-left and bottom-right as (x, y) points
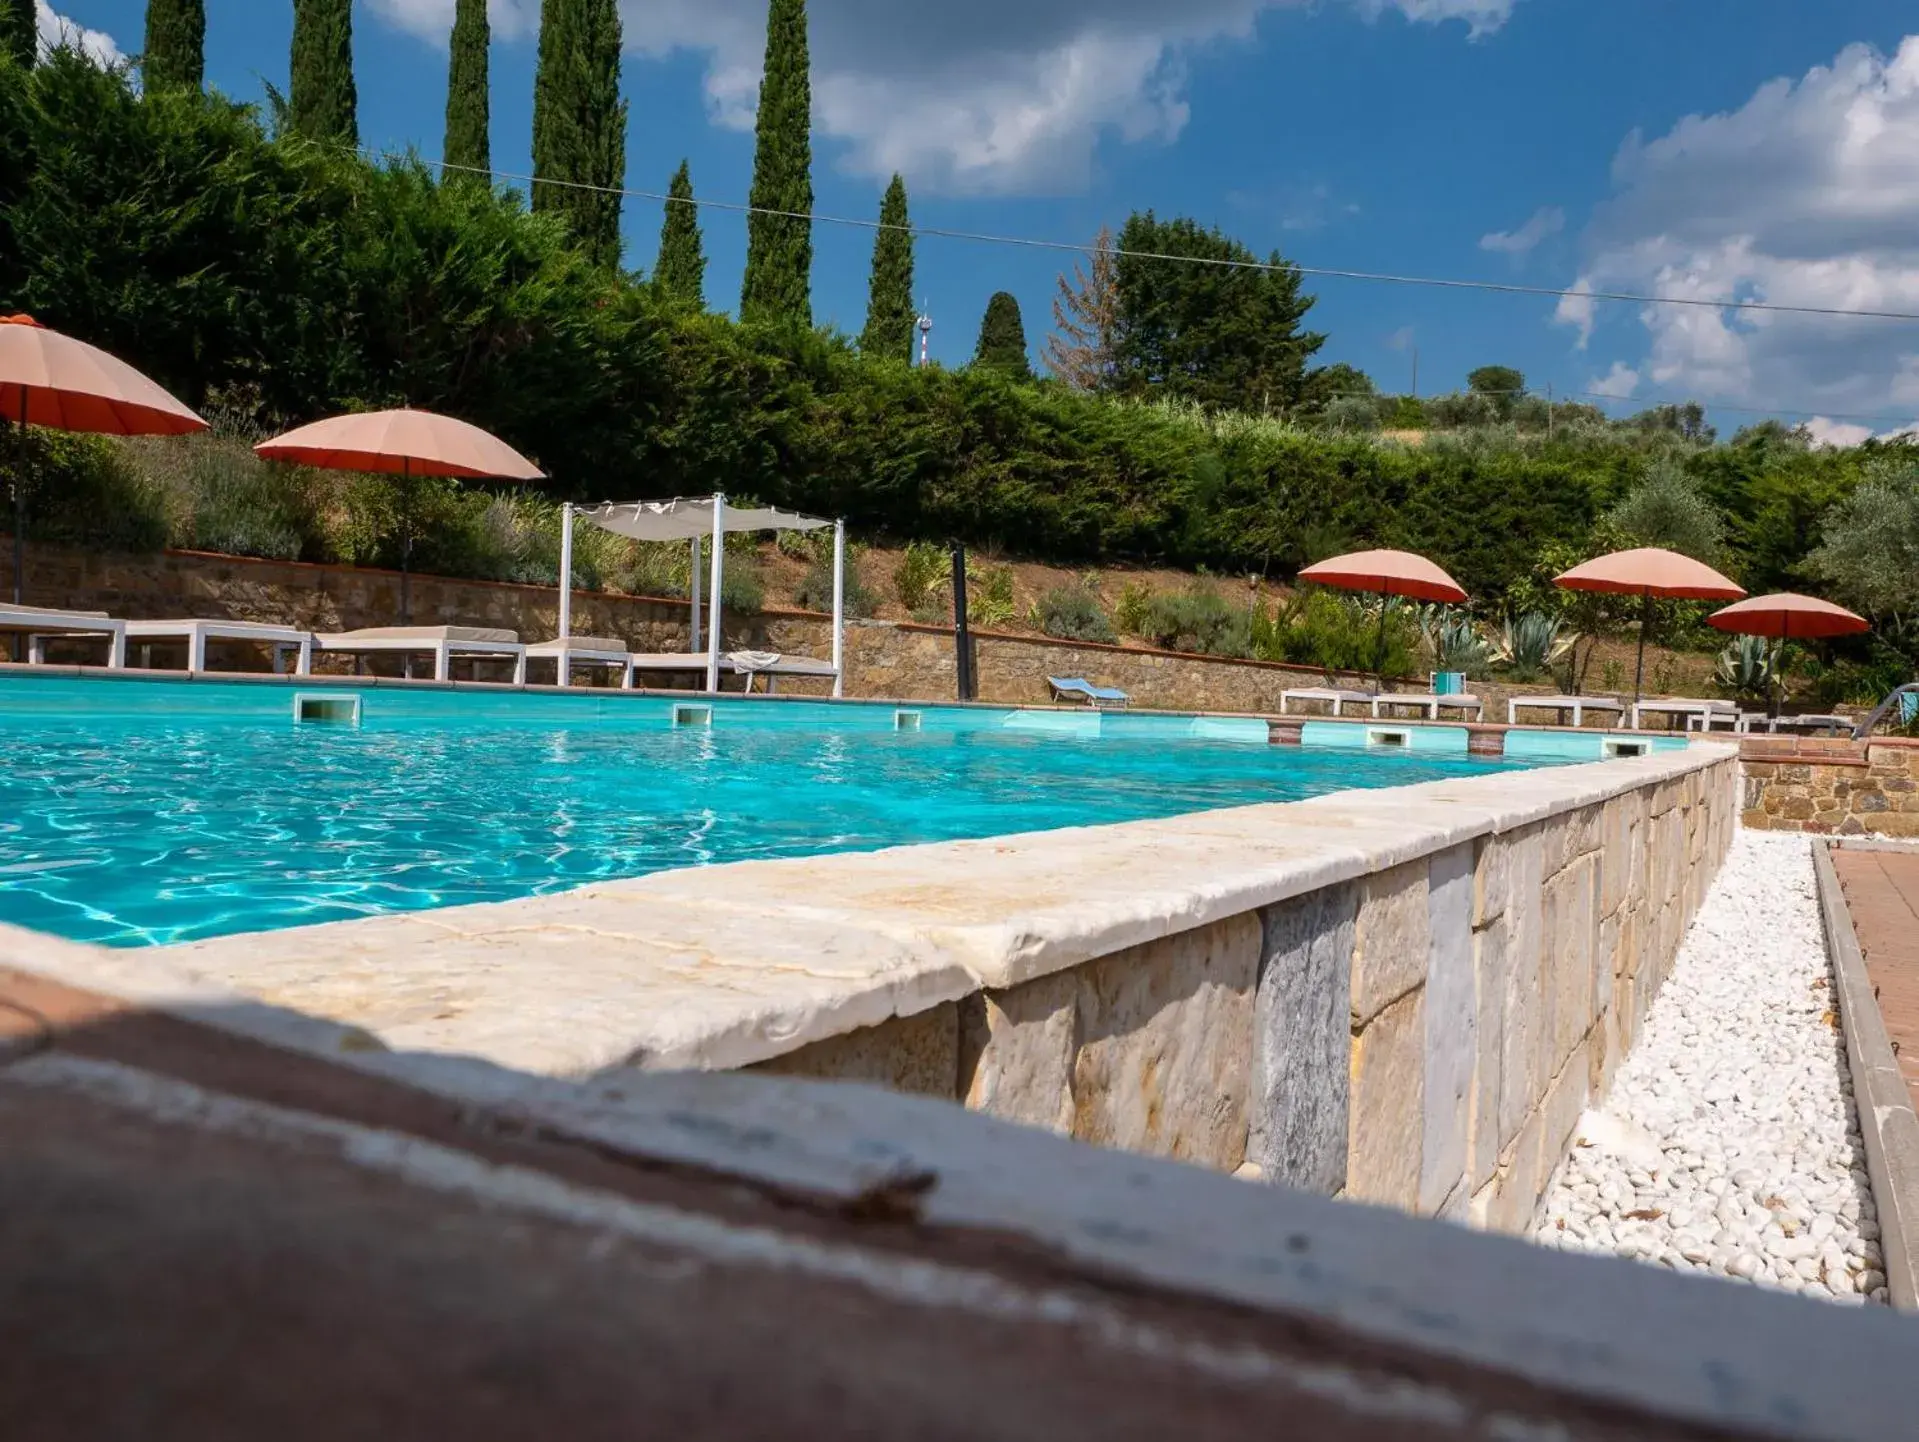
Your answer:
(254, 408), (543, 480)
(0, 314), (208, 437)
(1296, 548), (1468, 604)
(1553, 548), (1744, 602)
(1708, 593), (1869, 640)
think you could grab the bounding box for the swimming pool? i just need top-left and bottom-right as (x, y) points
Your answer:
(0, 675), (1546, 947)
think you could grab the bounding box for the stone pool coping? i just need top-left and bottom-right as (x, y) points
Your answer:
(1814, 839), (1919, 1309)
(145, 743), (1739, 1080)
(5, 925), (1916, 1442)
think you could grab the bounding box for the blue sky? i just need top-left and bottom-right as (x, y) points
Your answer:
(38, 1), (1919, 439)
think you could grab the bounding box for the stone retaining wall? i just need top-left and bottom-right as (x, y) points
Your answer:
(1740, 738), (1919, 838)
(19, 539), (1616, 718)
(754, 756), (1739, 1232)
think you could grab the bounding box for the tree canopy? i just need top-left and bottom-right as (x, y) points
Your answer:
(143, 0), (206, 93)
(531, 0), (626, 269)
(741, 0), (813, 326)
(859, 175), (914, 363)
(654, 160), (706, 309)
(973, 292), (1031, 378)
(289, 0), (357, 146)
(1, 0), (34, 70)
(1109, 211), (1324, 413)
(443, 0), (491, 183)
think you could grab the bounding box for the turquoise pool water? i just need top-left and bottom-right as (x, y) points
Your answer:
(0, 677), (1542, 947)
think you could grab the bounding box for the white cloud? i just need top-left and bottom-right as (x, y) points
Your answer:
(36, 3), (121, 67)
(1557, 37), (1919, 421)
(1589, 361), (1639, 399)
(1804, 415), (1919, 448)
(370, 0), (1521, 195)
(1479, 205), (1563, 257)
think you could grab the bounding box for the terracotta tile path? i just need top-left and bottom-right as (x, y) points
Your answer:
(1833, 846), (1919, 1111)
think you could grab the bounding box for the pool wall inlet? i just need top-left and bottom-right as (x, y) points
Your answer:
(147, 731), (1740, 1238)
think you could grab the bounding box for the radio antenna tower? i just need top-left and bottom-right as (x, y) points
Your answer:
(917, 303), (934, 368)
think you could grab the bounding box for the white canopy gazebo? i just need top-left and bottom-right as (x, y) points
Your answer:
(559, 493), (845, 697)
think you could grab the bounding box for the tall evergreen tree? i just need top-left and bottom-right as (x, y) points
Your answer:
(289, 0), (358, 146)
(1044, 225), (1118, 391)
(653, 160), (706, 308)
(2, 0), (36, 70)
(859, 175), (914, 362)
(531, 0), (627, 269)
(740, 0), (812, 327)
(143, 0), (205, 91)
(973, 292), (1032, 379)
(443, 0), (491, 184)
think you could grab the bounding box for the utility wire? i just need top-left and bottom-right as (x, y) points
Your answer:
(400, 152), (1919, 326)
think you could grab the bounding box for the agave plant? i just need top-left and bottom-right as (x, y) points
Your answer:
(1714, 635), (1775, 700)
(1491, 612), (1575, 680)
(1417, 605), (1493, 675)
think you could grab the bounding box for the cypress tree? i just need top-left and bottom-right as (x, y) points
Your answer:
(289, 0), (358, 146)
(2, 0), (35, 70)
(654, 160), (706, 309)
(974, 292), (1032, 379)
(531, 0), (628, 269)
(443, 0), (491, 184)
(740, 0), (812, 327)
(859, 175), (914, 362)
(143, 0), (206, 92)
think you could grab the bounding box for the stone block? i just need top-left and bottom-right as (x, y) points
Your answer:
(1249, 883), (1355, 1196)
(1540, 1037), (1594, 1173)
(1070, 913), (1261, 1170)
(958, 971), (1077, 1133)
(1490, 1100), (1548, 1234)
(1496, 828), (1547, 1153)
(1421, 844), (1476, 1215)
(1350, 858), (1430, 1029)
(1472, 831), (1514, 928)
(1347, 985), (1425, 1211)
(1544, 853), (1598, 1074)
(1597, 794), (1640, 917)
(1469, 916), (1505, 1193)
(753, 1001), (960, 1098)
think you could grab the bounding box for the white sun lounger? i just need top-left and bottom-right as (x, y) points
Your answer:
(121, 618), (313, 675)
(1372, 692), (1484, 721)
(1506, 695), (1625, 728)
(728, 651), (841, 695)
(313, 626), (527, 683)
(1279, 687), (1376, 717)
(1629, 698), (1737, 732)
(523, 636), (635, 688)
(2, 604), (126, 667)
(1048, 676), (1131, 709)
(628, 652), (743, 679)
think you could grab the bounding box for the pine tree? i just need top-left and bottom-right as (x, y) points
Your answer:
(443, 0), (491, 185)
(858, 175), (915, 362)
(653, 160), (706, 309)
(2, 0), (36, 70)
(531, 0), (628, 269)
(1044, 225), (1119, 391)
(974, 292), (1032, 379)
(289, 0), (358, 146)
(143, 0), (206, 91)
(740, 0), (812, 327)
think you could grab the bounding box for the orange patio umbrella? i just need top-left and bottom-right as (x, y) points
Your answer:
(1709, 593), (1869, 719)
(1555, 547), (1745, 706)
(1, 315), (207, 605)
(1297, 547), (1469, 682)
(256, 408), (543, 623)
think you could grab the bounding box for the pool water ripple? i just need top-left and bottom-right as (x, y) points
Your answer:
(2, 716), (1527, 947)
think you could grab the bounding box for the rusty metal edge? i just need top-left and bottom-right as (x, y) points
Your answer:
(1813, 839), (1919, 1310)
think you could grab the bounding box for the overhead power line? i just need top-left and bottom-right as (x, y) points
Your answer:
(398, 150), (1919, 326)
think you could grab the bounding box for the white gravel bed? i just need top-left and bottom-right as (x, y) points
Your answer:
(1532, 829), (1889, 1305)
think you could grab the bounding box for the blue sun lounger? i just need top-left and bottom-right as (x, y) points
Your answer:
(1048, 676), (1131, 710)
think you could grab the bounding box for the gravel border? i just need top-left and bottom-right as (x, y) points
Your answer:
(1534, 830), (1889, 1305)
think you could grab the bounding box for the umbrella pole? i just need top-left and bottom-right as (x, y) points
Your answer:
(1374, 590), (1389, 688)
(1633, 588), (1650, 708)
(1770, 615), (1787, 722)
(399, 458), (413, 626)
(12, 385), (25, 610)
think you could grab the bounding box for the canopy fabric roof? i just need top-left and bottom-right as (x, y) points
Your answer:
(579, 496), (831, 543)
(0, 315), (207, 436)
(1554, 547), (1744, 601)
(1297, 548), (1469, 605)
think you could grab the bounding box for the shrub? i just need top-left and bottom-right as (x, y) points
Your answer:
(1255, 589), (1416, 674)
(794, 551), (879, 617)
(1419, 607), (1492, 677)
(1136, 585), (1252, 658)
(19, 433), (170, 554)
(1113, 581), (1152, 636)
(894, 540), (948, 612)
(1714, 635), (1773, 701)
(721, 557), (764, 613)
(968, 563), (1017, 628)
(1034, 583), (1116, 644)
